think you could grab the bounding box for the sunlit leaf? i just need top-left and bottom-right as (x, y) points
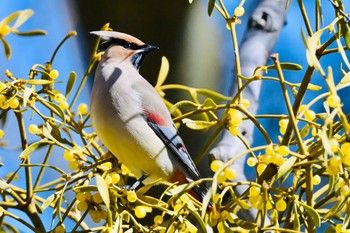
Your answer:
(229, 213), (257, 229)
(12, 9), (34, 29)
(0, 11), (21, 26)
(277, 156), (297, 179)
(303, 28), (327, 76)
(25, 79), (54, 85)
(339, 71), (350, 84)
(182, 118), (217, 130)
(340, 18), (350, 50)
(201, 98), (218, 109)
(42, 193), (56, 210)
(336, 38), (350, 69)
(96, 174), (110, 209)
(0, 179), (11, 192)
(307, 83), (322, 91)
(18, 139), (52, 160)
(155, 56), (169, 88)
(23, 86), (33, 107)
(65, 71), (76, 97)
(72, 185), (98, 193)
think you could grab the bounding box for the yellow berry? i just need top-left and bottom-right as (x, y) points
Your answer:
(1, 101), (9, 109)
(0, 129), (4, 139)
(247, 157), (258, 167)
(8, 97), (19, 109)
(0, 24), (11, 36)
(217, 221), (226, 233)
(100, 208), (108, 219)
(342, 142), (350, 154)
(211, 211), (221, 220)
(127, 191), (138, 203)
(134, 205), (148, 219)
(275, 199), (287, 212)
(224, 167), (237, 180)
(78, 103), (89, 115)
(121, 164), (131, 174)
(271, 153), (284, 166)
(77, 200), (88, 212)
(101, 162), (112, 169)
(76, 192), (86, 202)
(49, 69), (59, 79)
(59, 101), (69, 110)
(0, 94), (6, 105)
(68, 159), (79, 170)
(329, 156), (342, 167)
(277, 145), (289, 156)
(154, 215), (163, 225)
(305, 109), (316, 121)
(90, 210), (102, 223)
(211, 160), (224, 172)
(92, 193), (103, 204)
(217, 171), (226, 183)
(257, 163), (267, 175)
(229, 126), (240, 136)
(261, 154), (273, 164)
(327, 163), (340, 176)
(234, 6), (245, 17)
(327, 94), (341, 108)
(54, 93), (66, 103)
(312, 175), (321, 185)
(265, 145), (275, 155)
(329, 138), (339, 153)
(342, 154), (350, 167)
(249, 186), (261, 197)
(228, 109), (243, 127)
(109, 172), (120, 184)
(279, 119), (288, 127)
(63, 150), (74, 161)
(280, 125), (287, 135)
(0, 82), (6, 92)
(28, 124), (39, 134)
(54, 224), (66, 233)
(241, 98), (250, 108)
(85, 192), (92, 200)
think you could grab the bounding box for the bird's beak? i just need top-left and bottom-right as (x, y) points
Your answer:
(139, 44), (159, 53)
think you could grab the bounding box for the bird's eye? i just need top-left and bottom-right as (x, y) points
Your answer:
(123, 42), (133, 49)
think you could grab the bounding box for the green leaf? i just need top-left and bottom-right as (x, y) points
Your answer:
(201, 98), (218, 109)
(12, 30), (46, 36)
(208, 0), (215, 16)
(303, 27), (328, 76)
(164, 99), (182, 118)
(18, 139), (52, 160)
(96, 174), (110, 209)
(197, 88), (231, 101)
(293, 203), (300, 231)
(229, 214), (257, 229)
(182, 118), (217, 130)
(340, 18), (350, 50)
(0, 37), (11, 59)
(155, 56), (169, 88)
(45, 101), (66, 122)
(73, 185), (98, 193)
(12, 9), (34, 29)
(25, 79), (54, 85)
(300, 124), (310, 138)
(169, 100), (198, 114)
(266, 62), (303, 71)
(41, 193), (56, 210)
(298, 201), (321, 227)
(65, 71), (76, 97)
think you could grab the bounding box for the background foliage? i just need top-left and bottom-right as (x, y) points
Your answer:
(0, 1), (350, 233)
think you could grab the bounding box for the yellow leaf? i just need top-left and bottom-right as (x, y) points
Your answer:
(155, 56), (169, 88)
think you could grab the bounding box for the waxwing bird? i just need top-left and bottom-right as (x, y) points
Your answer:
(90, 31), (208, 203)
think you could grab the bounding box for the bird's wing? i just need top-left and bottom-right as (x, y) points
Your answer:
(146, 121), (202, 182)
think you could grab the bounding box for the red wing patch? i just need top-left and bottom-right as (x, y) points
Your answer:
(145, 111), (166, 126)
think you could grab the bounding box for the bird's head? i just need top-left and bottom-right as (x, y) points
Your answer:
(91, 31), (158, 70)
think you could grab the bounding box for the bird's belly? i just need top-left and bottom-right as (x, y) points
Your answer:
(92, 111), (175, 183)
